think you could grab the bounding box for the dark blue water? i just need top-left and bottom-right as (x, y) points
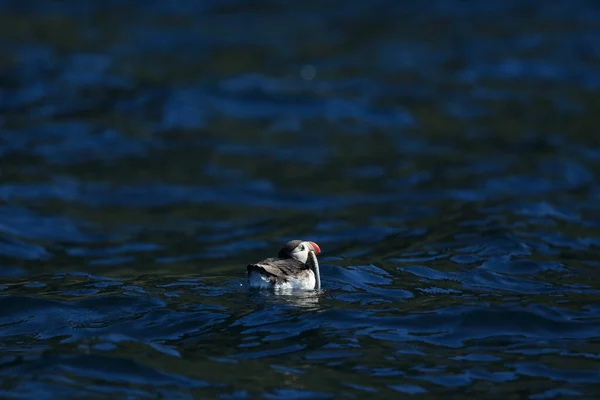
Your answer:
(2, 0), (600, 398)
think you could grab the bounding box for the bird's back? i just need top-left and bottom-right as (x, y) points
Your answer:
(247, 257), (314, 288)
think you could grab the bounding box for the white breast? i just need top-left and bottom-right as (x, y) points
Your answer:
(248, 269), (316, 290)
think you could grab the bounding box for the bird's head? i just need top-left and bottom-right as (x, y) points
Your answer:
(278, 240), (321, 263)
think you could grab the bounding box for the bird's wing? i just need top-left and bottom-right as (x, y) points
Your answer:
(247, 258), (309, 279)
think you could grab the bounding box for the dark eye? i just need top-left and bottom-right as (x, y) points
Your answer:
(299, 245), (305, 251)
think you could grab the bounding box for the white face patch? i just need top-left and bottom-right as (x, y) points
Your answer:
(290, 242), (311, 263)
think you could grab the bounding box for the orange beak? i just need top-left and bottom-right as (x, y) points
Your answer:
(307, 241), (321, 255)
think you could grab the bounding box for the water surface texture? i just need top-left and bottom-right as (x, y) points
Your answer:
(2, 1), (600, 398)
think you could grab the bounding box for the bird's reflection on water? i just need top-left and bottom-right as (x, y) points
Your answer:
(248, 287), (324, 310)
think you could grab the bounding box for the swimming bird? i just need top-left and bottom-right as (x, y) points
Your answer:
(247, 240), (321, 290)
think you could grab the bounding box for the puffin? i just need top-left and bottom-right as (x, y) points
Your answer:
(247, 240), (322, 290)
